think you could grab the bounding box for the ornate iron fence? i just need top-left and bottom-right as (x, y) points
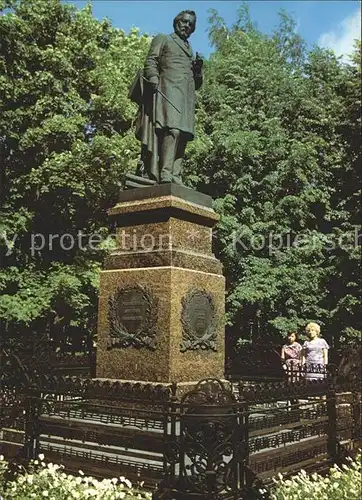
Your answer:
(0, 331), (95, 379)
(226, 339), (362, 385)
(158, 379), (249, 499)
(0, 351), (361, 499)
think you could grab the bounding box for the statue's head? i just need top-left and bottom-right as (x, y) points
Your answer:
(173, 10), (197, 40)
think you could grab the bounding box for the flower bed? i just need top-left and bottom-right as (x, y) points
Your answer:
(0, 455), (152, 499)
(1, 453), (360, 499)
(267, 453), (361, 500)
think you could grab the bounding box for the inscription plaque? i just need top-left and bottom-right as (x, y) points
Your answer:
(180, 289), (216, 352)
(107, 285), (158, 350)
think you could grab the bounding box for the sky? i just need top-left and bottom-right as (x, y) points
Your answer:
(64, 1), (361, 61)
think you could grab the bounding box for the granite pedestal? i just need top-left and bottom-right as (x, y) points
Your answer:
(96, 184), (225, 383)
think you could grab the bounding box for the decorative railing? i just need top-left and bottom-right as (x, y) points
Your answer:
(1, 349), (361, 498)
(225, 340), (362, 385)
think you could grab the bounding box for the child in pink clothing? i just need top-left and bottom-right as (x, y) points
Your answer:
(281, 332), (302, 381)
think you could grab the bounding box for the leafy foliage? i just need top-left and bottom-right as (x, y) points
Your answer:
(0, 1), (360, 352)
(0, 0), (148, 338)
(184, 5), (361, 346)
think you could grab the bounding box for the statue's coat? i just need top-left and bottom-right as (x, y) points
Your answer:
(131, 33), (202, 181)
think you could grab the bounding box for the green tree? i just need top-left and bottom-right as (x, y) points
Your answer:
(323, 40), (362, 346)
(184, 5), (361, 347)
(1, 0), (360, 357)
(0, 0), (149, 341)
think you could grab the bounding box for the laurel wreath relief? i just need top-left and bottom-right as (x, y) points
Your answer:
(180, 289), (217, 352)
(107, 285), (158, 350)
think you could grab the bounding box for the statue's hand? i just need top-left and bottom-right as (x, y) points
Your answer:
(148, 76), (159, 92)
(193, 52), (203, 73)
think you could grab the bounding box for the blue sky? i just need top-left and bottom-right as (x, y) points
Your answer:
(65, 1), (361, 60)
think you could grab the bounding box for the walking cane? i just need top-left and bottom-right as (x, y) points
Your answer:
(143, 77), (181, 113)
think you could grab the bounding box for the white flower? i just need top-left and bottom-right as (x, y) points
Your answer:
(78, 469), (85, 476)
(84, 489), (98, 496)
(38, 454), (45, 460)
(42, 491), (49, 497)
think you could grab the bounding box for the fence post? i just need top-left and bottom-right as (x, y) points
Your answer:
(327, 381), (337, 461)
(23, 387), (41, 460)
(240, 398), (250, 492)
(164, 383), (178, 481)
(153, 383), (178, 500)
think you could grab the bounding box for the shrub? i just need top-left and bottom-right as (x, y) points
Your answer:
(0, 454), (152, 499)
(268, 453), (361, 500)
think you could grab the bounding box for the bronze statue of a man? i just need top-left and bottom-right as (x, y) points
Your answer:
(130, 10), (203, 185)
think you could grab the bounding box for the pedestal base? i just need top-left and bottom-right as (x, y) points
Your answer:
(96, 185), (225, 383)
(96, 266), (225, 382)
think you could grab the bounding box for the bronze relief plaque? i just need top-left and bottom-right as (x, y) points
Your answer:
(107, 285), (158, 350)
(181, 289), (217, 352)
